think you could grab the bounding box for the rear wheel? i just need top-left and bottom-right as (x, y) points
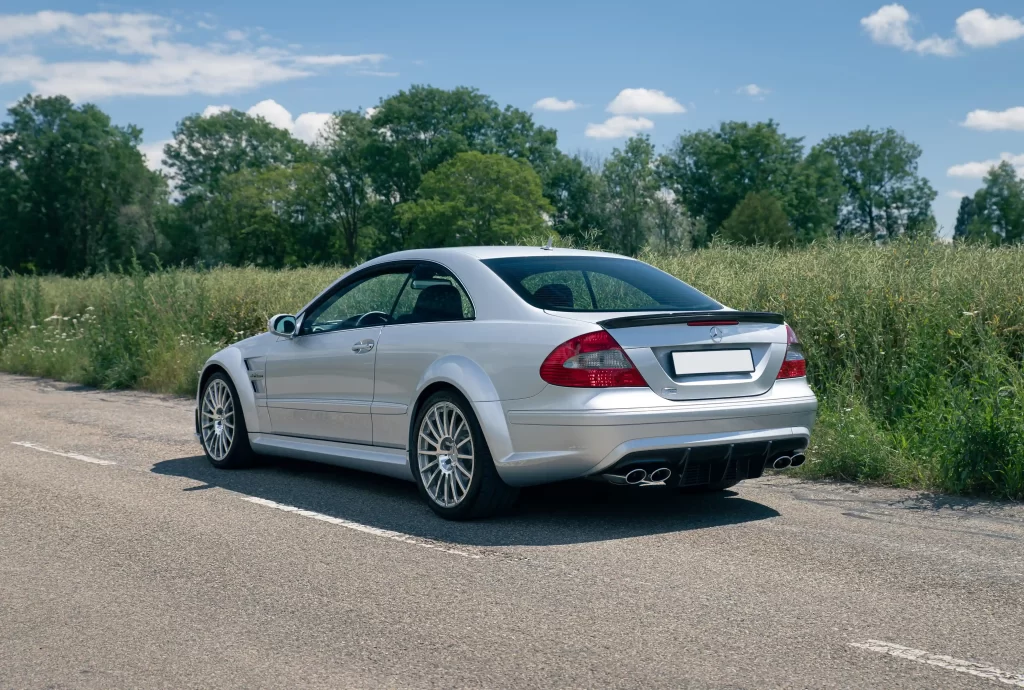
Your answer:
(199, 372), (254, 469)
(412, 391), (518, 520)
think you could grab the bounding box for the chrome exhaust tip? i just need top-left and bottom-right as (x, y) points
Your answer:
(625, 468), (647, 485)
(790, 453), (806, 468)
(648, 467), (671, 483)
(772, 456), (792, 470)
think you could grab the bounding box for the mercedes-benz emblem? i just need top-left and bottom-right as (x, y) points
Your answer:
(709, 326), (724, 343)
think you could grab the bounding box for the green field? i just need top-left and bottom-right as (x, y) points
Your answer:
(2, 240), (1023, 499)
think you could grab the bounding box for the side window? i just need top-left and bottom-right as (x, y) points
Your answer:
(300, 269), (410, 335)
(521, 270), (594, 310)
(391, 263), (474, 324)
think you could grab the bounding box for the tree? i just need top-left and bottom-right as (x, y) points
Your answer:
(542, 153), (605, 243)
(0, 95), (166, 274)
(161, 109), (311, 264)
(719, 191), (795, 246)
(163, 109), (310, 200)
(602, 136), (661, 255)
(814, 127), (937, 239)
(207, 164), (334, 268)
(954, 196), (976, 241)
(320, 111), (376, 264)
(364, 86), (559, 251)
(967, 162), (1024, 244)
(661, 120), (840, 246)
(396, 152), (553, 247)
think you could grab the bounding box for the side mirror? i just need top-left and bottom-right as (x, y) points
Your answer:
(268, 314), (296, 336)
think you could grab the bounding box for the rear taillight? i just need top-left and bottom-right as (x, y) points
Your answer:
(777, 323), (807, 379)
(540, 330), (647, 388)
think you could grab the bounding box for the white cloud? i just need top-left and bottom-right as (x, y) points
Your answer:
(533, 97), (580, 112)
(201, 104), (231, 117)
(947, 153), (1024, 179)
(138, 139), (171, 173)
(364, 106), (378, 119)
(606, 88), (685, 115)
(946, 190), (967, 200)
(197, 98), (331, 144)
(737, 84), (770, 99)
(962, 106), (1024, 131)
(247, 98), (293, 130)
(956, 9), (1024, 48)
(224, 29), (246, 42)
(0, 11), (389, 101)
(584, 115), (654, 139)
(293, 112), (332, 144)
(860, 4), (958, 56)
(292, 54), (386, 66)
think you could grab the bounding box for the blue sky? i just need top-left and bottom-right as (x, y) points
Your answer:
(2, 1), (1023, 237)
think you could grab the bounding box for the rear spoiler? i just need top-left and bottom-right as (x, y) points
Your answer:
(598, 311), (785, 329)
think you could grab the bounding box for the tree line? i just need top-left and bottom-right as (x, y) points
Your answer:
(1, 86), (1021, 275)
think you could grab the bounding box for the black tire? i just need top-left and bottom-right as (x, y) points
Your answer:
(199, 372), (255, 469)
(411, 390), (518, 520)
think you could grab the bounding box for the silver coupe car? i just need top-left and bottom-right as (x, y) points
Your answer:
(196, 246), (817, 519)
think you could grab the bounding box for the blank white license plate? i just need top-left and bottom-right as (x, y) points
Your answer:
(672, 349), (754, 376)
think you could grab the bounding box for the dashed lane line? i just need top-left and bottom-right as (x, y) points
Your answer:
(9, 441), (485, 560)
(11, 441), (118, 466)
(850, 640), (1024, 687)
(240, 496), (482, 559)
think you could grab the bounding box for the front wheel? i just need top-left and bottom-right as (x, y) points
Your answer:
(412, 391), (518, 520)
(199, 372), (254, 469)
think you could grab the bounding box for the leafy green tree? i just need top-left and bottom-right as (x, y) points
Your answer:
(542, 153), (605, 243)
(661, 120), (840, 246)
(161, 109), (311, 264)
(396, 152), (553, 247)
(163, 109), (310, 200)
(719, 191), (795, 246)
(207, 163), (335, 267)
(364, 86), (559, 251)
(814, 127), (937, 239)
(954, 196), (976, 241)
(967, 162), (1024, 244)
(602, 136), (661, 255)
(0, 95), (166, 274)
(320, 111), (376, 264)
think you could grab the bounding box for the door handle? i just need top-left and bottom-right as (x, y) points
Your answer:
(351, 339), (375, 353)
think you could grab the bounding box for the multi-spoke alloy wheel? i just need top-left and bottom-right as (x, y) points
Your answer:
(199, 372), (253, 469)
(417, 401), (474, 508)
(201, 377), (235, 462)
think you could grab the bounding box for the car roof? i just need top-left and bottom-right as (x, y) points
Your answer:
(369, 246), (633, 263)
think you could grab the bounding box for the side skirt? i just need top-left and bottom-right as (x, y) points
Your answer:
(249, 433), (414, 482)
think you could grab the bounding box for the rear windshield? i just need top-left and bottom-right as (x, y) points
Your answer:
(482, 256), (722, 313)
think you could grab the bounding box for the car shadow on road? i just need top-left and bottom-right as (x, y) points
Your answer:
(152, 454), (780, 547)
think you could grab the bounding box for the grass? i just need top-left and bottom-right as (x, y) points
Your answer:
(2, 240), (1023, 500)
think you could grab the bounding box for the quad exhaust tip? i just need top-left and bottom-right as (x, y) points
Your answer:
(624, 468), (647, 485)
(648, 467), (672, 483)
(772, 455), (792, 469)
(790, 453), (806, 468)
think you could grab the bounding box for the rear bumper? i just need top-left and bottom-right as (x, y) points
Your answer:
(492, 380), (817, 486)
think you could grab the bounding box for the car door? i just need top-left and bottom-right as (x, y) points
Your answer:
(264, 265), (412, 444)
(371, 262), (476, 448)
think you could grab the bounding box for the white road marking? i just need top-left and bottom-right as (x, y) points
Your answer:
(240, 496), (481, 559)
(851, 640), (1024, 687)
(12, 441), (117, 466)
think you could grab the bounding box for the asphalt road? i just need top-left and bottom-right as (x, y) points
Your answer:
(1, 373), (1023, 689)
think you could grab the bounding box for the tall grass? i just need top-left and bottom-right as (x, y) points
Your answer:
(2, 241), (1023, 499)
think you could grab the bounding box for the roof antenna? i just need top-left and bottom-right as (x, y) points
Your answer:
(541, 236), (554, 251)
